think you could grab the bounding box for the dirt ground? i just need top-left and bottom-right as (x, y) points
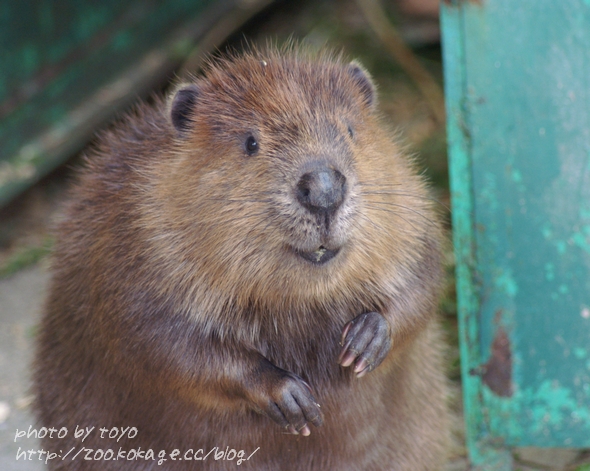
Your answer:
(1, 1), (589, 470)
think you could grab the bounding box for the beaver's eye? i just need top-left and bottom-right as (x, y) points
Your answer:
(347, 126), (354, 139)
(245, 135), (259, 155)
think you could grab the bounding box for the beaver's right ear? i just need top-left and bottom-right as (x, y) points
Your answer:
(170, 84), (200, 134)
(347, 62), (376, 110)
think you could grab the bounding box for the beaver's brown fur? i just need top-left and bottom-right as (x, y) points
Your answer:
(33, 46), (449, 470)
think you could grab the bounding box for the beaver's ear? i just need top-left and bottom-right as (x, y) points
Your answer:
(347, 61), (376, 110)
(170, 84), (200, 133)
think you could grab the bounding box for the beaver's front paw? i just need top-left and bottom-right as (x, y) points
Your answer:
(247, 362), (323, 436)
(338, 312), (392, 377)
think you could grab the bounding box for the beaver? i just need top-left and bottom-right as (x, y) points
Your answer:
(33, 46), (449, 470)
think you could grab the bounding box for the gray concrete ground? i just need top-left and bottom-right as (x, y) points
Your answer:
(1, 265), (46, 471)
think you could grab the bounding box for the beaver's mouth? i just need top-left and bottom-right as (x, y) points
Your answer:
(296, 246), (340, 264)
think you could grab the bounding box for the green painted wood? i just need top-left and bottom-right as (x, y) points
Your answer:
(0, 0), (240, 206)
(440, 4), (513, 469)
(442, 0), (590, 467)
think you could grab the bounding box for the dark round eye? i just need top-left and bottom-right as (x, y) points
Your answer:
(347, 126), (354, 139)
(245, 135), (259, 155)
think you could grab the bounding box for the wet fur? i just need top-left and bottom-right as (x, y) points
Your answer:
(34, 46), (449, 470)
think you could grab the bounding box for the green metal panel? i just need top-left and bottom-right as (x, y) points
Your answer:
(442, 0), (590, 468)
(0, 0), (240, 206)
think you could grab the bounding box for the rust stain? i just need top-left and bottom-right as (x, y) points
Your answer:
(480, 326), (513, 397)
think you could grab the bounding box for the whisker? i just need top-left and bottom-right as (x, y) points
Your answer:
(359, 190), (450, 212)
(352, 211), (386, 234)
(200, 198), (275, 205)
(354, 212), (418, 239)
(363, 201), (437, 227)
(363, 204), (425, 233)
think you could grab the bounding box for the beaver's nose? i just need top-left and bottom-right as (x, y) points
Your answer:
(296, 166), (346, 215)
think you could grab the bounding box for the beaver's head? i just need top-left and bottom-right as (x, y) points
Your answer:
(149, 47), (436, 311)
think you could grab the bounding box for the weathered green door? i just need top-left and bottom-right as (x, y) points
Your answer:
(441, 0), (590, 468)
(0, 0), (244, 207)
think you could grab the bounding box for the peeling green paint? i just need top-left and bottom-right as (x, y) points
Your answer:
(511, 169), (522, 183)
(573, 348), (588, 360)
(544, 263), (555, 281)
(555, 240), (567, 255)
(572, 232), (590, 254)
(486, 379), (590, 444)
(494, 269), (518, 298)
(558, 284), (569, 295)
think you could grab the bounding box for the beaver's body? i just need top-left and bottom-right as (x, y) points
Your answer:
(34, 47), (448, 470)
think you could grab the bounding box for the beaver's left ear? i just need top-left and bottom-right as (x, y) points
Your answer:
(169, 84), (200, 134)
(347, 61), (377, 110)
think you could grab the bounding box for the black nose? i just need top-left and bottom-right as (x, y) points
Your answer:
(296, 167), (347, 214)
